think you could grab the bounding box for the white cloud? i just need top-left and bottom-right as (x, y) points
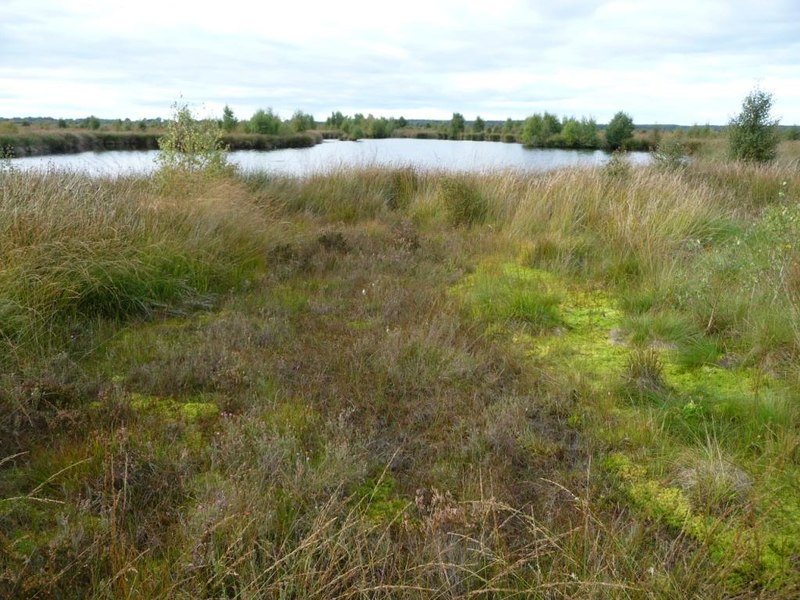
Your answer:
(0, 0), (798, 123)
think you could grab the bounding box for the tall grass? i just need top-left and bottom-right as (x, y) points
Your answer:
(0, 168), (269, 356)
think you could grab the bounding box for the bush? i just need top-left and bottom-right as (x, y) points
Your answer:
(290, 110), (315, 133)
(249, 108), (283, 135)
(156, 103), (231, 177)
(624, 347), (666, 395)
(727, 88), (780, 162)
(605, 111), (634, 151)
(603, 151), (631, 178)
(652, 139), (687, 171)
(221, 105), (237, 132)
(521, 112), (561, 147)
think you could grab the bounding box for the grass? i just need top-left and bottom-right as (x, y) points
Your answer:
(0, 129), (321, 157)
(2, 148), (800, 597)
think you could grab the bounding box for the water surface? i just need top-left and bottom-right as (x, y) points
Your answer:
(7, 138), (650, 176)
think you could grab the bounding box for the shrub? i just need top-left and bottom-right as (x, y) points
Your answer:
(84, 115), (101, 130)
(605, 111), (635, 150)
(385, 167), (419, 211)
(727, 88), (780, 162)
(652, 139), (688, 171)
(221, 105), (237, 132)
(450, 112), (465, 139)
(249, 108), (282, 135)
(521, 112), (561, 147)
(603, 150), (631, 178)
(290, 110), (315, 133)
(156, 103), (231, 177)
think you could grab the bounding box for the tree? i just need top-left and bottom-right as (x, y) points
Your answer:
(222, 105), (237, 132)
(473, 115), (485, 133)
(366, 115), (391, 138)
(157, 102), (230, 176)
(450, 112), (465, 138)
(728, 88), (780, 162)
(561, 118), (581, 147)
(326, 111), (346, 129)
(84, 115), (101, 130)
(249, 108), (282, 135)
(605, 111), (634, 150)
(290, 110), (315, 133)
(577, 117), (599, 148)
(521, 112), (561, 147)
(542, 112), (561, 137)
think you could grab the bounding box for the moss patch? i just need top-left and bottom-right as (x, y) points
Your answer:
(455, 258), (800, 587)
(355, 476), (409, 525)
(129, 393), (220, 423)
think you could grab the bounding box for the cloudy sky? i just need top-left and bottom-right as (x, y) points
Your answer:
(1, 0), (798, 125)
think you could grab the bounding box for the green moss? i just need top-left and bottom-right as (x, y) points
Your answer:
(666, 362), (765, 399)
(464, 258), (800, 587)
(129, 392), (219, 423)
(355, 476), (409, 525)
(605, 451), (800, 587)
(181, 402), (220, 421)
(539, 286), (629, 389)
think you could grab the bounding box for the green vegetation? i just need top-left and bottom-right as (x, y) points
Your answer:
(605, 111), (635, 150)
(247, 108), (283, 135)
(290, 110), (315, 133)
(0, 104), (326, 158)
(0, 127), (320, 158)
(728, 87), (781, 162)
(156, 103), (230, 177)
(0, 130), (162, 156)
(84, 115), (101, 130)
(3, 104), (800, 596)
(561, 116), (600, 148)
(521, 111), (563, 147)
(6, 103), (770, 159)
(221, 104), (237, 132)
(450, 112), (466, 139)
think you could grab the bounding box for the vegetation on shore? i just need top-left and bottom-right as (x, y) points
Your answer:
(2, 93), (800, 596)
(0, 130), (321, 158)
(4, 90), (798, 160)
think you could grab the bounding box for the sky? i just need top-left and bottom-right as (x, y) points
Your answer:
(1, 0), (799, 125)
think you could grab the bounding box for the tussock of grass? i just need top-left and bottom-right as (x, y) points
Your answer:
(0, 171), (268, 353)
(458, 263), (564, 332)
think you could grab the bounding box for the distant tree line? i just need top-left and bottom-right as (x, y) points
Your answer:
(2, 88), (794, 163)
